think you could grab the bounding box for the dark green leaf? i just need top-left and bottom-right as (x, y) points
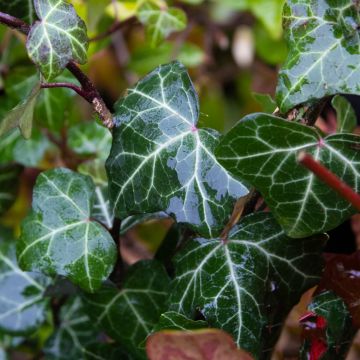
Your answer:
(0, 130), (19, 165)
(44, 297), (98, 360)
(277, 0), (360, 112)
(0, 165), (21, 216)
(169, 212), (326, 358)
(26, 0), (88, 80)
(83, 260), (170, 357)
(152, 312), (207, 333)
(0, 0), (36, 23)
(84, 344), (135, 360)
(0, 238), (51, 335)
(332, 96), (357, 134)
(216, 113), (360, 238)
(138, 4), (187, 47)
(17, 168), (117, 292)
(106, 62), (248, 237)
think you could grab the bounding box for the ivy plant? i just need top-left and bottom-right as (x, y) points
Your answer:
(0, 0), (359, 359)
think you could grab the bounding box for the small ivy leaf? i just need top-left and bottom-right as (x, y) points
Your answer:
(216, 114), (360, 238)
(0, 0), (36, 23)
(26, 0), (89, 81)
(0, 82), (40, 139)
(68, 122), (112, 160)
(146, 329), (254, 360)
(276, 0), (360, 112)
(138, 3), (187, 47)
(44, 297), (99, 359)
(0, 237), (51, 335)
(300, 291), (354, 359)
(332, 96), (357, 134)
(0, 165), (21, 216)
(106, 62), (248, 238)
(83, 260), (170, 357)
(169, 212), (326, 358)
(17, 168), (117, 293)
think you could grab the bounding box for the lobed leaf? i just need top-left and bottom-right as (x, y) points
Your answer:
(216, 113), (360, 238)
(17, 168), (117, 292)
(277, 0), (360, 112)
(106, 62), (248, 237)
(169, 212), (326, 357)
(26, 0), (88, 81)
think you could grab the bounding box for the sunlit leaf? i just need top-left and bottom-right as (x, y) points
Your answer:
(0, 165), (21, 216)
(216, 114), (360, 238)
(26, 0), (88, 81)
(83, 260), (170, 357)
(277, 0), (360, 112)
(332, 96), (357, 134)
(106, 62), (248, 237)
(17, 168), (117, 292)
(169, 212), (326, 357)
(0, 236), (51, 335)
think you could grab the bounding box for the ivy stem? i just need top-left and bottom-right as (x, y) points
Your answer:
(0, 11), (114, 129)
(41, 82), (87, 99)
(298, 151), (360, 211)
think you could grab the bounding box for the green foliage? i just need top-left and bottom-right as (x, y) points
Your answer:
(332, 95), (357, 134)
(0, 165), (21, 216)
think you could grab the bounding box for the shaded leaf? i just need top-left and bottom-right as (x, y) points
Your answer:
(0, 130), (20, 165)
(84, 343), (135, 360)
(277, 0), (360, 112)
(146, 329), (254, 360)
(216, 113), (360, 238)
(0, 165), (21, 216)
(106, 62), (248, 237)
(120, 212), (169, 235)
(169, 212), (326, 357)
(151, 312), (207, 333)
(26, 0), (88, 80)
(0, 0), (36, 23)
(252, 93), (277, 113)
(83, 260), (170, 357)
(0, 238), (51, 335)
(332, 95), (357, 134)
(17, 168), (117, 292)
(44, 297), (99, 360)
(138, 3), (187, 47)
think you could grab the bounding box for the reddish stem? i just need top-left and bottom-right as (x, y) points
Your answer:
(41, 82), (88, 100)
(298, 152), (360, 211)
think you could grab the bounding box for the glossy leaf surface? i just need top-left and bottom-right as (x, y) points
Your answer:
(169, 212), (326, 357)
(0, 238), (50, 335)
(216, 114), (360, 238)
(83, 260), (170, 356)
(332, 95), (357, 134)
(17, 168), (117, 292)
(277, 0), (360, 112)
(106, 62), (248, 237)
(26, 0), (88, 80)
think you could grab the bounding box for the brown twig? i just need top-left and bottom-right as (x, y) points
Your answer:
(298, 151), (360, 211)
(0, 11), (114, 128)
(110, 218), (124, 286)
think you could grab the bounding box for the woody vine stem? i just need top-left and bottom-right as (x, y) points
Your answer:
(0, 11), (114, 129)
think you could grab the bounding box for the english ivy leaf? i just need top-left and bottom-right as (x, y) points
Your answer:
(0, 83), (41, 139)
(17, 168), (117, 292)
(0, 165), (21, 216)
(151, 312), (207, 333)
(216, 114), (360, 238)
(169, 212), (326, 358)
(120, 212), (169, 235)
(0, 0), (36, 23)
(26, 0), (89, 81)
(44, 297), (100, 360)
(83, 260), (170, 357)
(0, 238), (51, 335)
(277, 0), (360, 112)
(332, 96), (357, 134)
(138, 4), (187, 47)
(68, 122), (112, 160)
(106, 62), (248, 237)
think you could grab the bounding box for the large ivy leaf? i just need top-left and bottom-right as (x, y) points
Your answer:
(332, 95), (357, 134)
(106, 62), (248, 237)
(0, 0), (36, 23)
(17, 168), (117, 292)
(0, 237), (51, 335)
(169, 212), (326, 358)
(0, 165), (21, 216)
(216, 113), (360, 238)
(276, 0), (360, 112)
(83, 260), (170, 357)
(26, 0), (89, 81)
(138, 3), (187, 47)
(44, 297), (99, 360)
